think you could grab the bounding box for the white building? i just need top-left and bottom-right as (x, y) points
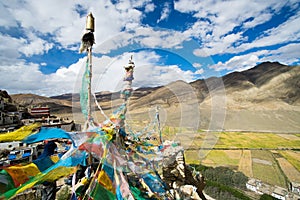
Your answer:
(0, 141), (27, 150)
(246, 178), (263, 194)
(290, 182), (300, 195)
(271, 186), (288, 200)
(246, 179), (258, 192)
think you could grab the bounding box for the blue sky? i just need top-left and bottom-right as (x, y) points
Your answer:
(0, 0), (299, 96)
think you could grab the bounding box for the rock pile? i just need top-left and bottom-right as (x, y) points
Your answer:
(162, 141), (206, 200)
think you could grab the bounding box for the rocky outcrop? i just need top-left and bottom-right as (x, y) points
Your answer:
(0, 90), (17, 112)
(162, 141), (206, 199)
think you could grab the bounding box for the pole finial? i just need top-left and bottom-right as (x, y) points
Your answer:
(86, 12), (95, 32)
(80, 12), (95, 53)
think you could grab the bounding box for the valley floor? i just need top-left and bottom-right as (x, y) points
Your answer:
(175, 131), (300, 190)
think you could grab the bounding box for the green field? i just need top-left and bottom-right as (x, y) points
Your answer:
(200, 150), (240, 168)
(163, 130), (300, 149)
(251, 150), (288, 188)
(279, 151), (300, 171)
(180, 131), (300, 189)
(214, 132), (300, 149)
(187, 149), (291, 188)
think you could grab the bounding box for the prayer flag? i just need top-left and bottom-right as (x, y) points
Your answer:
(0, 124), (40, 142)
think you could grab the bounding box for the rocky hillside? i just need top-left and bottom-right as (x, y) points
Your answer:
(127, 62), (299, 110)
(126, 62), (300, 132)
(221, 62), (300, 109)
(11, 93), (74, 114)
(0, 90), (18, 112)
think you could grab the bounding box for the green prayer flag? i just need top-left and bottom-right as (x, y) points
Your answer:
(80, 58), (90, 119)
(130, 186), (148, 200)
(91, 182), (116, 200)
(0, 170), (15, 194)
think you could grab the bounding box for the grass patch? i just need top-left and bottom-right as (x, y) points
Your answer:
(162, 126), (191, 137)
(215, 132), (300, 149)
(276, 157), (300, 183)
(184, 150), (201, 164)
(238, 150), (252, 177)
(279, 151), (300, 171)
(166, 131), (300, 150)
(251, 150), (274, 161)
(251, 150), (287, 188)
(198, 150), (240, 169)
(252, 162), (286, 187)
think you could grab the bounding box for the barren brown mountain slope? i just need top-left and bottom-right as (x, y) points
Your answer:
(125, 62), (300, 132)
(222, 62), (300, 110)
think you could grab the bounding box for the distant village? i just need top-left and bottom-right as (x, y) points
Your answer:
(0, 90), (79, 167)
(246, 178), (300, 200)
(0, 90), (80, 132)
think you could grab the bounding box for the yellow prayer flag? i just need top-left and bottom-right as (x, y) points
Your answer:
(5, 163), (40, 187)
(0, 124), (40, 142)
(14, 166), (75, 196)
(42, 166), (75, 182)
(97, 170), (114, 193)
(50, 155), (60, 163)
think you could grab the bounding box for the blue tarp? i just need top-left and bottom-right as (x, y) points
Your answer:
(45, 151), (87, 173)
(102, 162), (114, 181)
(33, 156), (55, 172)
(141, 173), (166, 195)
(23, 127), (72, 144)
(8, 154), (16, 160)
(22, 152), (31, 158)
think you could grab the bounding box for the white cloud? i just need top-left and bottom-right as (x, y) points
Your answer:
(0, 50), (201, 96)
(157, 2), (171, 23)
(134, 27), (187, 49)
(19, 32), (53, 57)
(0, 62), (47, 94)
(194, 68), (204, 75)
(0, 56), (85, 96)
(174, 0), (202, 13)
(176, 0), (295, 56)
(144, 3), (155, 13)
(239, 10), (300, 50)
(0, 34), (24, 65)
(1, 0), (145, 52)
(93, 26), (189, 54)
(0, 31), (53, 68)
(93, 51), (198, 92)
(209, 53), (260, 72)
(193, 32), (244, 56)
(4, 0), (80, 33)
(1, 0), (299, 60)
(1, 0), (189, 56)
(193, 63), (202, 68)
(0, 2), (18, 27)
(0, 0), (82, 60)
(209, 42), (300, 73)
(261, 43), (300, 65)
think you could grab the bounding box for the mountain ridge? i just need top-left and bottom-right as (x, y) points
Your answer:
(9, 61), (300, 132)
